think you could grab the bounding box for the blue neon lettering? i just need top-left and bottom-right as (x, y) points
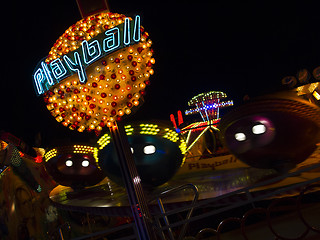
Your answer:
(103, 28), (120, 53)
(34, 15), (142, 95)
(34, 68), (45, 95)
(133, 15), (141, 42)
(50, 58), (67, 80)
(41, 61), (54, 86)
(82, 40), (102, 65)
(124, 18), (131, 45)
(63, 52), (87, 83)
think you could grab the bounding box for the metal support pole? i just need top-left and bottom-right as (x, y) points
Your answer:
(109, 122), (154, 240)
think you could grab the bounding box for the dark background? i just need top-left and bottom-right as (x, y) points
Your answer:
(1, 0), (320, 147)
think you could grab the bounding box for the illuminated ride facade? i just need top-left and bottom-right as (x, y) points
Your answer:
(185, 91), (233, 122)
(97, 122), (186, 187)
(1, 9), (320, 239)
(173, 91), (234, 163)
(32, 2), (157, 238)
(33, 13), (154, 133)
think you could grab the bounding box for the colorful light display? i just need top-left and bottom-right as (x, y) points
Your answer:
(33, 12), (154, 132)
(178, 91), (233, 159)
(185, 91), (233, 122)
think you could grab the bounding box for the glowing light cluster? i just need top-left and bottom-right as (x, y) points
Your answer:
(179, 140), (187, 155)
(163, 128), (179, 142)
(93, 148), (99, 166)
(0, 140), (8, 151)
(295, 81), (320, 105)
(188, 91), (227, 105)
(44, 145), (97, 162)
(97, 123), (187, 154)
(185, 100), (234, 115)
(40, 12), (154, 133)
(140, 123), (160, 135)
(124, 124), (134, 135)
(186, 91), (233, 122)
(97, 134), (111, 149)
(180, 120), (219, 134)
(47, 13), (129, 61)
(73, 145), (95, 154)
(45, 149), (58, 162)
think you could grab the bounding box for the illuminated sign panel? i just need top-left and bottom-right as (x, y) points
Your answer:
(33, 15), (141, 96)
(33, 12), (154, 132)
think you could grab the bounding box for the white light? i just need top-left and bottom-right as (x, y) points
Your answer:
(130, 147), (134, 154)
(81, 160), (90, 167)
(133, 176), (141, 185)
(143, 145), (156, 154)
(252, 124), (266, 134)
(65, 160), (73, 167)
(235, 133), (246, 141)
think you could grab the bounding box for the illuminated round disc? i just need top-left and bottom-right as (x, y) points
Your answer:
(42, 12), (154, 132)
(97, 122), (187, 186)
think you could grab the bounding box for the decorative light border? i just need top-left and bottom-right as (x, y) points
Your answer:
(97, 123), (187, 155)
(186, 91), (233, 122)
(185, 100), (234, 115)
(44, 145), (97, 162)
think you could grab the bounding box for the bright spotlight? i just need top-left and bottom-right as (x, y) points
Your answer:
(235, 132), (246, 141)
(65, 160), (73, 167)
(143, 145), (156, 154)
(252, 124), (266, 134)
(81, 160), (90, 167)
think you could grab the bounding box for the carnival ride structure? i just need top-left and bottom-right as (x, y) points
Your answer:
(172, 91), (235, 163)
(1, 0), (320, 239)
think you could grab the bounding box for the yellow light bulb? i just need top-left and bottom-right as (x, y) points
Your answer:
(140, 83), (146, 88)
(56, 116), (63, 122)
(133, 100), (139, 106)
(125, 108), (131, 115)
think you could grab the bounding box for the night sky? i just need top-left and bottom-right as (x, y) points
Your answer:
(1, 0), (320, 147)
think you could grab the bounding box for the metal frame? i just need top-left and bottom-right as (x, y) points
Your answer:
(151, 162), (320, 233)
(68, 162), (320, 240)
(149, 184), (199, 240)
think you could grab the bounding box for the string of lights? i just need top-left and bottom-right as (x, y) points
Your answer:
(186, 91), (233, 122)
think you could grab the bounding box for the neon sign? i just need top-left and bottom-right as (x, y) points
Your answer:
(33, 12), (154, 132)
(33, 15), (141, 96)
